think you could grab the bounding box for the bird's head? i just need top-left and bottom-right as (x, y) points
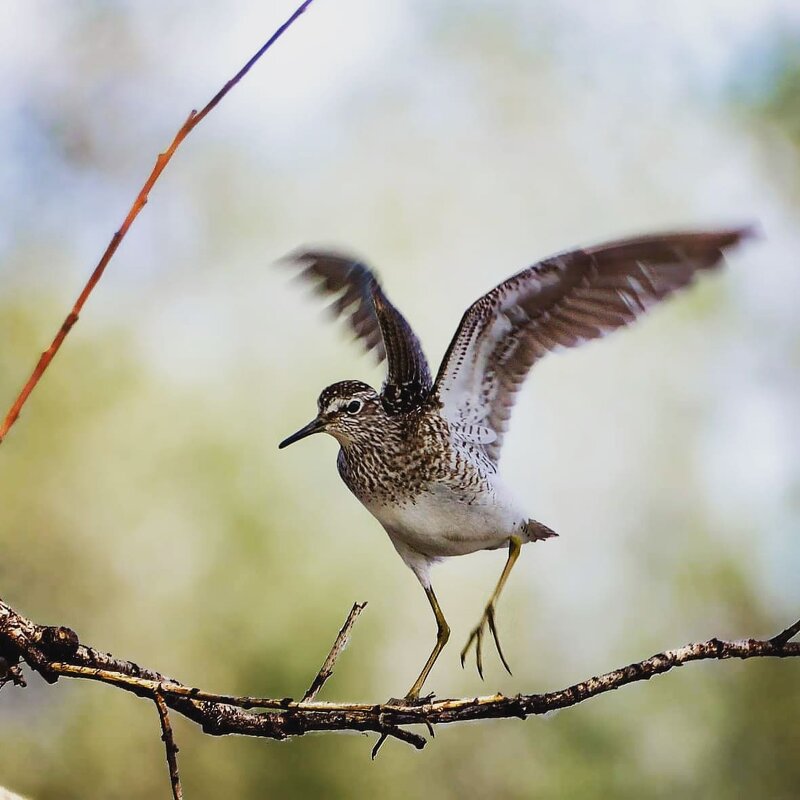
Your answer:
(278, 380), (384, 449)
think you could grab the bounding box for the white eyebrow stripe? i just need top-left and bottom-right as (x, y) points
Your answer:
(323, 392), (371, 415)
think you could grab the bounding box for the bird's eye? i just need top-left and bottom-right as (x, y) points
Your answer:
(346, 399), (363, 414)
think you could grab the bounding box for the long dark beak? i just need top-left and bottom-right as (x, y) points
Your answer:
(278, 417), (326, 449)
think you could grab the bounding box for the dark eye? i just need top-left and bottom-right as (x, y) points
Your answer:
(346, 399), (363, 414)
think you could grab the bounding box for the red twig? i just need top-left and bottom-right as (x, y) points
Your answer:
(0, 0), (317, 445)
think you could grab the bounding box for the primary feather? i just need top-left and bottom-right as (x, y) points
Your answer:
(432, 228), (752, 463)
(285, 250), (432, 414)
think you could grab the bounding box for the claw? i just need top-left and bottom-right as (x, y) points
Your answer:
(486, 605), (512, 675)
(459, 627), (477, 670)
(396, 691), (433, 706)
(460, 535), (521, 679)
(476, 623), (484, 679)
(460, 602), (512, 679)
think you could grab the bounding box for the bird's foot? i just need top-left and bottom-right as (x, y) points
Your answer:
(391, 691), (435, 707)
(460, 602), (512, 679)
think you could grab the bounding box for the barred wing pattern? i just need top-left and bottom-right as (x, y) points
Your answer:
(433, 228), (751, 464)
(286, 251), (432, 414)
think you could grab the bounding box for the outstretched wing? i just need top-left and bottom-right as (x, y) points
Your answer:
(284, 250), (432, 414)
(432, 227), (752, 464)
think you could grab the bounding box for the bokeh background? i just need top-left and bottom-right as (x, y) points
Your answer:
(2, 1), (800, 797)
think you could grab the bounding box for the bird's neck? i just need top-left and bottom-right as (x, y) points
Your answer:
(335, 420), (411, 501)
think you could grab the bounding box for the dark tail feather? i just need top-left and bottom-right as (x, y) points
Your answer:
(523, 519), (559, 542)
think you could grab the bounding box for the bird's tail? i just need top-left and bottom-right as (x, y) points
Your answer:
(522, 519), (559, 542)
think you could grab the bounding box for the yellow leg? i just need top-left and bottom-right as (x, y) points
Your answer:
(405, 585), (450, 701)
(460, 535), (522, 678)
(371, 586), (450, 758)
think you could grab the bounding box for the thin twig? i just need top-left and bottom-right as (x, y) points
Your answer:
(371, 733), (389, 760)
(0, 0), (317, 445)
(770, 617), (800, 646)
(154, 692), (183, 800)
(303, 602), (367, 702)
(1, 596), (798, 754)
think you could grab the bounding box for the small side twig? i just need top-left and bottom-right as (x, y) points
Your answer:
(0, 0), (317, 445)
(770, 617), (800, 646)
(371, 732), (389, 760)
(374, 725), (426, 754)
(154, 692), (183, 800)
(303, 602), (367, 702)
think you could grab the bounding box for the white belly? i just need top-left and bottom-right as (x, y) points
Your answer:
(364, 480), (524, 558)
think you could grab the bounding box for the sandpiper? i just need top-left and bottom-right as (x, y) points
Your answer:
(279, 227), (750, 700)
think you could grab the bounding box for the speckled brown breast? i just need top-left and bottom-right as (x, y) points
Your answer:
(336, 406), (495, 508)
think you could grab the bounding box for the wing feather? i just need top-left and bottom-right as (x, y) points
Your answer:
(432, 227), (753, 463)
(284, 250), (432, 413)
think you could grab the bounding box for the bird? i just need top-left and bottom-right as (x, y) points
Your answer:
(278, 227), (751, 701)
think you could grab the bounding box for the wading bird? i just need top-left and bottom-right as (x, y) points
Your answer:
(279, 228), (750, 701)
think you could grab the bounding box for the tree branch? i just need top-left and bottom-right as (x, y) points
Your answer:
(1, 596), (798, 760)
(0, 0), (317, 446)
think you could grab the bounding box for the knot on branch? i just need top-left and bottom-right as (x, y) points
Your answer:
(39, 626), (80, 661)
(709, 637), (727, 658)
